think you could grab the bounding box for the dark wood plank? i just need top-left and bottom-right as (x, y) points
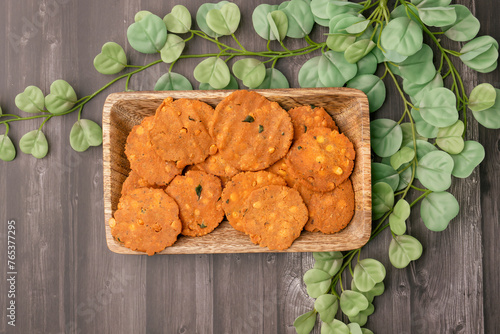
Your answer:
(0, 0), (499, 333)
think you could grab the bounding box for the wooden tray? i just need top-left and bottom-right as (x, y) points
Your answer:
(103, 88), (371, 254)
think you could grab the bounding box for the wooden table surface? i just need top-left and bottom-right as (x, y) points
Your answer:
(0, 0), (498, 333)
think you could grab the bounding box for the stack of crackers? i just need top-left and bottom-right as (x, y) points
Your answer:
(109, 90), (356, 255)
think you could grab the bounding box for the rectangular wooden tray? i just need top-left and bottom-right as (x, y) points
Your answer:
(103, 88), (371, 254)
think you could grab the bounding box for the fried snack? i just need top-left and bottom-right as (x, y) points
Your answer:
(125, 116), (182, 186)
(121, 170), (154, 196)
(166, 171), (224, 237)
(242, 185), (308, 250)
(305, 179), (355, 234)
(287, 127), (355, 192)
(110, 188), (182, 255)
(211, 90), (293, 171)
(221, 171), (286, 232)
(195, 152), (240, 178)
(288, 105), (338, 141)
(150, 98), (217, 168)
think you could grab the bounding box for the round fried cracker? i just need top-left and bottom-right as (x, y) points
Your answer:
(211, 90), (293, 171)
(150, 98), (217, 168)
(110, 188), (182, 255)
(242, 185), (308, 250)
(195, 152), (240, 178)
(305, 179), (355, 234)
(125, 116), (182, 186)
(288, 105), (338, 141)
(287, 127), (355, 192)
(221, 171), (286, 232)
(166, 171), (224, 237)
(121, 170), (155, 196)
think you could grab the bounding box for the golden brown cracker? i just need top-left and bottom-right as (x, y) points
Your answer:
(121, 170), (154, 196)
(221, 171), (286, 232)
(110, 188), (182, 255)
(125, 116), (182, 186)
(288, 105), (338, 141)
(287, 127), (355, 192)
(211, 90), (293, 171)
(150, 98), (217, 168)
(242, 185), (308, 250)
(195, 152), (240, 178)
(305, 179), (355, 233)
(166, 171), (224, 237)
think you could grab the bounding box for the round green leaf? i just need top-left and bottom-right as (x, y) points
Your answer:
(339, 290), (369, 317)
(256, 68), (289, 89)
(329, 15), (363, 35)
(19, 130), (48, 158)
(127, 13), (167, 54)
(93, 42), (127, 75)
(450, 140), (485, 178)
(381, 17), (423, 57)
(0, 135), (16, 161)
(471, 88), (500, 129)
(468, 83), (496, 112)
(293, 310), (317, 334)
(348, 304), (374, 327)
(351, 280), (385, 303)
(353, 259), (386, 293)
(199, 75), (238, 90)
(421, 191), (459, 231)
(344, 39), (376, 64)
(372, 162), (399, 192)
(45, 79), (77, 115)
(411, 108), (439, 139)
(370, 119), (403, 157)
(347, 74), (385, 112)
(310, 0), (330, 20)
(321, 319), (350, 334)
(372, 182), (394, 220)
(160, 34), (185, 63)
(194, 57), (230, 89)
(357, 52), (378, 75)
(298, 56), (324, 88)
(362, 329), (375, 334)
(319, 51), (358, 87)
(232, 58), (266, 88)
(389, 199), (410, 236)
(419, 6), (457, 27)
(346, 20), (371, 34)
(419, 87), (458, 127)
(347, 323), (363, 334)
(134, 10), (152, 22)
(281, 0), (314, 38)
(400, 123), (428, 147)
(398, 44), (436, 85)
(69, 119), (103, 152)
(405, 139), (437, 160)
(389, 235), (423, 268)
(326, 34), (357, 53)
(313, 251), (343, 276)
(206, 2), (240, 36)
(163, 5), (191, 34)
(303, 269), (332, 298)
(460, 36), (499, 72)
(196, 1), (230, 38)
(252, 4), (279, 40)
(390, 147), (415, 170)
(382, 49), (408, 63)
(416, 151), (454, 191)
(441, 5), (480, 42)
(268, 10), (288, 41)
(391, 4), (420, 22)
(15, 86), (45, 113)
(436, 120), (465, 154)
(154, 72), (193, 91)
(315, 294), (338, 323)
(403, 72), (443, 105)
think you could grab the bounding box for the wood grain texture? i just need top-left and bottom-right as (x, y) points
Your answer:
(0, 0), (498, 333)
(102, 88), (371, 254)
